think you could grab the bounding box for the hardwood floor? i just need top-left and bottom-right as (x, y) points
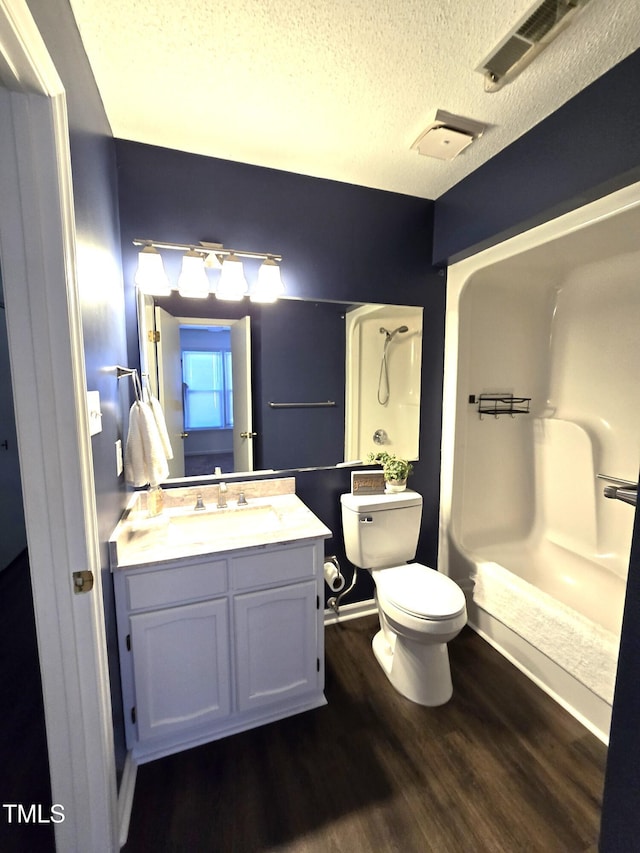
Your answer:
(124, 615), (606, 852)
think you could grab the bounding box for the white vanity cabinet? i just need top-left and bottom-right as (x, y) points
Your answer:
(113, 538), (327, 764)
(129, 597), (231, 744)
(234, 580), (319, 712)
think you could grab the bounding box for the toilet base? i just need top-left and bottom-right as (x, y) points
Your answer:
(372, 629), (453, 706)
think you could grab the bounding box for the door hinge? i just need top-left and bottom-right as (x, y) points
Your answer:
(316, 595), (320, 610)
(126, 634), (131, 651)
(317, 658), (320, 672)
(131, 707), (136, 724)
(148, 330), (160, 343)
(72, 570), (94, 594)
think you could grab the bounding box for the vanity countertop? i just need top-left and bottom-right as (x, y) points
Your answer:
(109, 479), (331, 569)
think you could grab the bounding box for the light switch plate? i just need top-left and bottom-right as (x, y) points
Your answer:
(115, 439), (123, 477)
(87, 390), (102, 436)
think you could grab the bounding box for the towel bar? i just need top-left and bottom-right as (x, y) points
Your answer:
(268, 401), (336, 409)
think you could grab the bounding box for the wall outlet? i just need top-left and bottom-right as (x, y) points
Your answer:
(115, 439), (123, 477)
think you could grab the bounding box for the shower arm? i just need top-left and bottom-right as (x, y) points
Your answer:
(598, 474), (638, 507)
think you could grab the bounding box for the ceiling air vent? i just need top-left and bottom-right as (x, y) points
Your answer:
(477, 0), (593, 92)
(411, 109), (486, 161)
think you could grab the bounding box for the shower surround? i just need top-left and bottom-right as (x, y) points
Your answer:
(344, 303), (423, 463)
(439, 182), (640, 741)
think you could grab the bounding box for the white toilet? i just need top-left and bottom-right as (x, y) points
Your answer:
(341, 489), (467, 706)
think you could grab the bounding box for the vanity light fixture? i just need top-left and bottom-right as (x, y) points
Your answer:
(177, 249), (210, 298)
(203, 250), (223, 271)
(217, 252), (248, 300)
(132, 238), (284, 301)
(134, 243), (171, 296)
(251, 256), (285, 303)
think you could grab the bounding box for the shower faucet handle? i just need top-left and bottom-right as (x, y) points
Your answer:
(373, 429), (388, 445)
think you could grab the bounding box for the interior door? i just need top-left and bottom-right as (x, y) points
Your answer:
(231, 315), (254, 473)
(155, 306), (185, 478)
(0, 291), (27, 569)
(138, 290), (159, 398)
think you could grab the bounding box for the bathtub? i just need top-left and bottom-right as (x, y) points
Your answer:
(440, 181), (640, 743)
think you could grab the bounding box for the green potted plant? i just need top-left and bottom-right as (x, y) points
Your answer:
(367, 451), (414, 493)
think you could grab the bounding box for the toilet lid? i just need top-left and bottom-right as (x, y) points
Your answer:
(373, 562), (466, 620)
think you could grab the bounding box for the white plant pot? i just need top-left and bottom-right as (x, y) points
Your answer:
(385, 479), (407, 493)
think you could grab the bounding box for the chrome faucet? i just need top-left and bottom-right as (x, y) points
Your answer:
(194, 492), (205, 511)
(217, 482), (228, 509)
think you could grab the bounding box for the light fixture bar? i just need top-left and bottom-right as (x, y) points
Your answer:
(132, 238), (282, 263)
(133, 238), (284, 302)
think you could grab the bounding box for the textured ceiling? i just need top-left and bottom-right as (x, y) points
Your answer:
(68, 0), (640, 199)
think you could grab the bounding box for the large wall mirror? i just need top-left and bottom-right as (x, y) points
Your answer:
(137, 290), (423, 478)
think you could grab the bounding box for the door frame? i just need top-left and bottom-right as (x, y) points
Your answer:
(0, 2), (118, 850)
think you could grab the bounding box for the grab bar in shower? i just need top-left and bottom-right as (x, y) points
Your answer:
(598, 474), (638, 508)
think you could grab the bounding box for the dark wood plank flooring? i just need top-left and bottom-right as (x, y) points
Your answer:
(124, 615), (606, 852)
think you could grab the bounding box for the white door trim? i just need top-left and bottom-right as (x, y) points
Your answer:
(0, 1), (118, 850)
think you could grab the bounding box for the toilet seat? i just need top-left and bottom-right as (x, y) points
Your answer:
(373, 562), (466, 621)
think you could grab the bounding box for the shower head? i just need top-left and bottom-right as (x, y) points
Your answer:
(380, 325), (409, 341)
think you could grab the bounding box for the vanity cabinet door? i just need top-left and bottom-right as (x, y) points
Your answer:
(130, 598), (231, 744)
(234, 580), (318, 712)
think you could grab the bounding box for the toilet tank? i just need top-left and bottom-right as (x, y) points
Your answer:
(340, 490), (423, 568)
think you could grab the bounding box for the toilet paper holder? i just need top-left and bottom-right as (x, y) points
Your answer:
(325, 555), (358, 616)
(323, 555), (345, 593)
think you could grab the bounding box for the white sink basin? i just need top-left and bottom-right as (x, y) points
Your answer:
(111, 487), (332, 567)
(166, 504), (282, 545)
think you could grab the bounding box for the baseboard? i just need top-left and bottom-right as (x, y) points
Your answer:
(117, 751), (137, 849)
(324, 597), (377, 625)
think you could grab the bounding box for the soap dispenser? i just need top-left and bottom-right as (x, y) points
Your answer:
(147, 483), (164, 517)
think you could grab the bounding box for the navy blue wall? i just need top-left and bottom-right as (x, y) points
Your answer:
(433, 49), (640, 265)
(257, 299), (346, 470)
(116, 141), (443, 603)
(27, 0), (129, 770)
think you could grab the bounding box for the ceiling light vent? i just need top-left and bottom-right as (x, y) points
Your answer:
(477, 0), (593, 92)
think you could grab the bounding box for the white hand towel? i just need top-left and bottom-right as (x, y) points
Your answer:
(138, 400), (169, 485)
(124, 402), (147, 487)
(124, 401), (170, 486)
(148, 394), (174, 460)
